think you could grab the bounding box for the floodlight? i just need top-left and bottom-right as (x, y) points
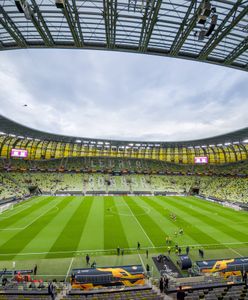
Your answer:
(206, 14), (218, 37)
(15, 0), (32, 20)
(55, 0), (65, 9)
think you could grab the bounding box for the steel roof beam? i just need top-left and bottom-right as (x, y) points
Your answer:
(139, 0), (162, 52)
(103, 0), (117, 48)
(0, 5), (27, 47)
(224, 37), (248, 64)
(71, 0), (84, 46)
(170, 1), (203, 56)
(59, 0), (82, 47)
(29, 0), (54, 46)
(170, 0), (197, 55)
(199, 1), (247, 59)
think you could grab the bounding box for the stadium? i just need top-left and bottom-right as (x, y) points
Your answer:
(0, 0), (248, 299)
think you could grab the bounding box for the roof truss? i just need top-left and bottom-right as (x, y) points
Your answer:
(0, 0), (247, 71)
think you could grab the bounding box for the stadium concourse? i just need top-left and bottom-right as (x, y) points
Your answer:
(0, 118), (248, 299)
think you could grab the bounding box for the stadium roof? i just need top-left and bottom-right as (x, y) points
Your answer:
(0, 0), (247, 71)
(1, 115), (248, 147)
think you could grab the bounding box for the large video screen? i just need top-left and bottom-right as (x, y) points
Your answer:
(10, 149), (28, 158)
(194, 156), (208, 164)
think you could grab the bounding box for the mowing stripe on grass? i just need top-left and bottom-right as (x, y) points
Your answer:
(0, 198), (72, 259)
(0, 196), (54, 229)
(104, 197), (129, 250)
(169, 196), (248, 243)
(20, 196), (79, 255)
(77, 196), (104, 251)
(143, 196), (227, 247)
(0, 241), (248, 258)
(0, 197), (70, 260)
(183, 196), (248, 224)
(0, 197), (60, 249)
(46, 197), (92, 258)
(120, 196), (155, 248)
(160, 196), (247, 247)
(124, 196), (170, 247)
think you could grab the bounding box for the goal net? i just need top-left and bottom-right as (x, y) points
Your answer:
(0, 203), (14, 214)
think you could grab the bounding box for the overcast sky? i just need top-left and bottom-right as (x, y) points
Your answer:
(0, 49), (247, 142)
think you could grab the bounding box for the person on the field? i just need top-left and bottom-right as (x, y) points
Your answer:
(86, 254), (90, 266)
(146, 264), (150, 277)
(186, 246), (190, 255)
(199, 249), (204, 258)
(167, 246), (171, 255)
(146, 249), (148, 259)
(117, 246), (120, 256)
(33, 264), (37, 276)
(137, 242), (140, 250)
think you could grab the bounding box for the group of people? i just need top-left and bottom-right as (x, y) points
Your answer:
(116, 246), (125, 256)
(48, 281), (56, 300)
(170, 213), (177, 221)
(85, 254), (96, 268)
(159, 276), (169, 293)
(167, 245), (190, 256)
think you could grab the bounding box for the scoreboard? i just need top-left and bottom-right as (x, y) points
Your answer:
(194, 156), (208, 164)
(10, 149), (28, 158)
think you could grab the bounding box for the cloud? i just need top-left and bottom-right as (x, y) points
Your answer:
(0, 49), (247, 142)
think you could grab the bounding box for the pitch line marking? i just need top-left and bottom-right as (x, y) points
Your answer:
(0, 203), (60, 231)
(0, 196), (51, 221)
(0, 205), (31, 219)
(0, 241), (248, 257)
(228, 247), (243, 257)
(137, 251), (146, 271)
(122, 198), (155, 248)
(65, 257), (74, 282)
(109, 204), (151, 217)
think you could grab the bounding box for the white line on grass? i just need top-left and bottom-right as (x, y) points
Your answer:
(122, 198), (155, 248)
(0, 205), (31, 219)
(1, 242), (248, 257)
(65, 257), (74, 282)
(228, 247), (243, 257)
(137, 251), (146, 270)
(0, 202), (59, 231)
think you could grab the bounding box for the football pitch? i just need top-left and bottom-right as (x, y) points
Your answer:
(0, 195), (248, 280)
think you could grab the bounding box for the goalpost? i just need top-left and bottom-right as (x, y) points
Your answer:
(0, 203), (14, 214)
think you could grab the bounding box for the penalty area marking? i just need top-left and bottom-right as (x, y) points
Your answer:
(0, 204), (59, 231)
(0, 205), (31, 219)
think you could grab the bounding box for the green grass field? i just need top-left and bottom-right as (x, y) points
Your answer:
(0, 195), (247, 280)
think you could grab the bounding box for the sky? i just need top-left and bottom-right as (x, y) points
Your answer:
(0, 48), (248, 142)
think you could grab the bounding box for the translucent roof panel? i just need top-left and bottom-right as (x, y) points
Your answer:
(0, 0), (247, 71)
